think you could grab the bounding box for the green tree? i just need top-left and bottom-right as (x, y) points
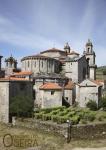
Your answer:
(9, 94), (34, 117)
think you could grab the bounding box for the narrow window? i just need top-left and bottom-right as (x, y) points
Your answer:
(28, 61), (29, 67)
(49, 61), (50, 68)
(51, 90), (55, 95)
(35, 61), (36, 67)
(42, 61), (43, 67)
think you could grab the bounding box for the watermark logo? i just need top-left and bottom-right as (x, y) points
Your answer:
(3, 133), (38, 148)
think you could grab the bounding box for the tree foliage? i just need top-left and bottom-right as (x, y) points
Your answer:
(9, 93), (34, 117)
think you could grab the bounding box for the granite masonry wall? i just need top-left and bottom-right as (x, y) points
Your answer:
(14, 118), (106, 140)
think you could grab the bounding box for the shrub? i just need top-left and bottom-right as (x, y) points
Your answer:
(42, 114), (51, 121)
(57, 116), (69, 124)
(35, 112), (44, 119)
(51, 115), (59, 122)
(67, 111), (76, 117)
(50, 109), (60, 115)
(96, 111), (106, 121)
(40, 106), (66, 113)
(83, 112), (96, 122)
(70, 115), (80, 125)
(99, 97), (106, 111)
(76, 111), (85, 119)
(86, 100), (98, 111)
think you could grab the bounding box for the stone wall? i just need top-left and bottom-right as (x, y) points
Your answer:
(14, 118), (106, 140)
(40, 90), (62, 108)
(21, 58), (60, 76)
(0, 82), (9, 123)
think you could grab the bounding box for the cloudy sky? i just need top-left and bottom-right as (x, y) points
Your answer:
(0, 0), (106, 67)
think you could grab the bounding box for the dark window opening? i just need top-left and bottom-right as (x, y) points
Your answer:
(28, 61), (29, 67)
(42, 61), (43, 67)
(51, 90), (55, 95)
(65, 97), (68, 101)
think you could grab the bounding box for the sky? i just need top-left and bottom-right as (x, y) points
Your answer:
(0, 0), (106, 67)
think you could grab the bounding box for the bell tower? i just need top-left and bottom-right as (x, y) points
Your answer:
(83, 39), (97, 80)
(5, 55), (17, 76)
(64, 42), (70, 53)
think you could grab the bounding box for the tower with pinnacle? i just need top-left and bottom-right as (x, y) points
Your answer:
(83, 39), (97, 80)
(5, 55), (17, 76)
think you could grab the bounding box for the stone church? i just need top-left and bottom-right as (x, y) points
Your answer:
(20, 39), (103, 108)
(0, 39), (104, 123)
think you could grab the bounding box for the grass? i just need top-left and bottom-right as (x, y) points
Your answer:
(0, 123), (106, 150)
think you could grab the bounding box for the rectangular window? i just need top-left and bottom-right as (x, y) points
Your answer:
(28, 61), (29, 67)
(42, 61), (43, 67)
(51, 90), (55, 95)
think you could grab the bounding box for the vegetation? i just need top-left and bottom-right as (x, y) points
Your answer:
(0, 123), (106, 150)
(99, 97), (106, 111)
(86, 100), (98, 111)
(10, 93), (34, 118)
(34, 106), (106, 125)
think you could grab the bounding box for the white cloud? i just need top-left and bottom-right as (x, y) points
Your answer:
(0, 15), (63, 51)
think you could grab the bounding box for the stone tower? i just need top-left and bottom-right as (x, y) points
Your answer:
(5, 55), (17, 76)
(64, 42), (70, 53)
(83, 39), (97, 80)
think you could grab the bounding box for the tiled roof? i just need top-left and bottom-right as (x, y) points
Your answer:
(91, 80), (104, 86)
(64, 81), (75, 89)
(90, 79), (102, 86)
(40, 48), (66, 54)
(39, 82), (62, 90)
(67, 51), (79, 55)
(12, 71), (33, 76)
(0, 77), (29, 81)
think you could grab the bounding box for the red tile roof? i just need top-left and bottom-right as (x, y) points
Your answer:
(64, 81), (75, 89)
(39, 82), (62, 90)
(40, 48), (66, 54)
(12, 71), (33, 76)
(90, 79), (103, 86)
(0, 77), (29, 81)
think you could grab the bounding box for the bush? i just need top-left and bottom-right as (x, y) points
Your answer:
(70, 115), (80, 125)
(35, 112), (44, 119)
(51, 115), (59, 122)
(96, 111), (106, 121)
(57, 116), (69, 124)
(86, 100), (98, 111)
(83, 112), (96, 122)
(67, 111), (76, 117)
(42, 114), (51, 121)
(99, 97), (106, 111)
(40, 106), (66, 113)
